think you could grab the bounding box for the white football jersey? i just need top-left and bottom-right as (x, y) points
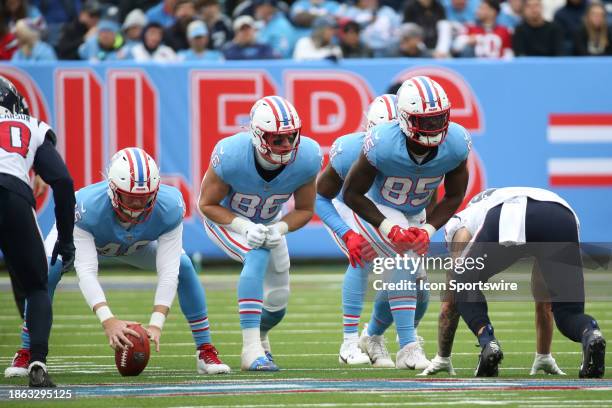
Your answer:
(445, 187), (580, 243)
(0, 113), (51, 185)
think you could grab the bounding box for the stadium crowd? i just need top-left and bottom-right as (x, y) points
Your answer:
(1, 0), (611, 62)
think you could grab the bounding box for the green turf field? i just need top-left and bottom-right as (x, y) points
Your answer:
(1, 266), (610, 407)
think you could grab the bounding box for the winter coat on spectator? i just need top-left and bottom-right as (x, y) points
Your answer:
(403, 0), (447, 49)
(0, 27), (18, 60)
(55, 19), (87, 59)
(78, 36), (122, 60)
(164, 18), (192, 51)
(12, 40), (56, 60)
(513, 20), (564, 55)
(257, 11), (296, 58)
(222, 41), (277, 59)
(146, 1), (175, 27)
(554, 0), (587, 54)
(574, 25), (612, 55)
(128, 41), (177, 60)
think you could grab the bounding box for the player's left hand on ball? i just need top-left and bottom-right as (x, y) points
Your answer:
(146, 325), (162, 352)
(263, 224), (283, 249)
(407, 227), (430, 256)
(50, 239), (76, 273)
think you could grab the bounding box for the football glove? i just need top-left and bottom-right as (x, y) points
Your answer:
(342, 230), (376, 267)
(245, 223), (268, 249)
(50, 239), (75, 274)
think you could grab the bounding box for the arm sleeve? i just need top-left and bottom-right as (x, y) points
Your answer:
(33, 135), (75, 244)
(154, 223), (182, 308)
(74, 226), (105, 309)
(316, 193), (351, 238)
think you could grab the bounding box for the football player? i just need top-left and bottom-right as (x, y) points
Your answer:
(5, 148), (230, 378)
(343, 76), (470, 369)
(441, 187), (605, 378)
(0, 76), (75, 387)
(316, 94), (430, 366)
(198, 96), (321, 371)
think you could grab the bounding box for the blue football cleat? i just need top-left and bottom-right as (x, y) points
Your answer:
(247, 356), (279, 372)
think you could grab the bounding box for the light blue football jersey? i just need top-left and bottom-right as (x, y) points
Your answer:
(329, 132), (365, 181)
(363, 122), (471, 215)
(211, 132), (322, 224)
(74, 182), (185, 256)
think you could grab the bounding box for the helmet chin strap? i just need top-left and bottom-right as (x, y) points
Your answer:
(255, 148), (282, 170)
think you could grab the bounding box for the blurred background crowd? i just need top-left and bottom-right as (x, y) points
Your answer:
(1, 0), (611, 62)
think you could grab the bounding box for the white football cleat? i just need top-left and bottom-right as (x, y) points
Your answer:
(359, 330), (395, 368)
(530, 353), (566, 375)
(339, 339), (370, 365)
(196, 344), (231, 374)
(4, 348), (30, 378)
(396, 341), (430, 370)
(418, 354), (456, 376)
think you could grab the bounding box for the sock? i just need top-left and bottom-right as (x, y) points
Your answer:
(342, 264), (368, 339)
(477, 323), (496, 348)
(389, 294), (417, 348)
(414, 281), (430, 328)
(26, 289), (52, 364)
(21, 259), (62, 351)
(367, 292), (393, 336)
(260, 308), (286, 337)
(242, 327), (261, 349)
(177, 254), (211, 347)
(238, 249), (270, 330)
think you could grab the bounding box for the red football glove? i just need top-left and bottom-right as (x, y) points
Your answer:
(387, 225), (418, 254)
(342, 230), (375, 267)
(407, 227), (430, 256)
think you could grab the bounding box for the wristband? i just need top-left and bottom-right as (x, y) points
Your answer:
(274, 221), (289, 235)
(149, 312), (166, 330)
(422, 223), (437, 238)
(379, 219), (394, 237)
(95, 306), (114, 323)
(229, 216), (253, 235)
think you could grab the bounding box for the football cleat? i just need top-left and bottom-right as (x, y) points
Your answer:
(241, 344), (279, 371)
(4, 348), (30, 378)
(418, 354), (456, 376)
(396, 341), (430, 370)
(196, 344), (231, 374)
(359, 330), (394, 368)
(579, 329), (606, 378)
(339, 339), (370, 365)
(475, 340), (503, 377)
(530, 353), (566, 375)
(28, 362), (55, 388)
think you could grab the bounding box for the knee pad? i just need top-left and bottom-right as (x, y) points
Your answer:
(264, 287), (290, 312)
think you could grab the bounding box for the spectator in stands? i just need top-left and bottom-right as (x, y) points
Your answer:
(222, 15), (277, 59)
(30, 0), (80, 46)
(442, 0), (478, 23)
(339, 20), (372, 58)
(178, 19), (223, 59)
(164, 0), (196, 50)
(146, 0), (177, 27)
(453, 0), (513, 58)
(56, 0), (101, 59)
(4, 0), (45, 32)
(403, 0), (449, 56)
(290, 0), (339, 29)
(197, 0), (233, 50)
(293, 14), (342, 60)
(126, 21), (177, 60)
(122, 8), (148, 48)
(554, 0), (587, 54)
(574, 1), (612, 55)
(0, 14), (18, 59)
(498, 0), (522, 29)
(12, 17), (56, 60)
(78, 19), (122, 60)
(116, 0), (159, 22)
(255, 0), (296, 58)
(338, 0), (401, 57)
(387, 22), (431, 56)
(513, 0), (563, 55)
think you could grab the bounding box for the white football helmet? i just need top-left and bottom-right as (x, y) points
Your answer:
(396, 76), (451, 147)
(366, 94), (398, 130)
(250, 96), (302, 165)
(107, 147), (161, 223)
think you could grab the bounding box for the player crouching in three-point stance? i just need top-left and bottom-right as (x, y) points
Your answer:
(5, 148), (230, 378)
(317, 95), (430, 366)
(343, 77), (470, 370)
(0, 76), (75, 387)
(199, 96), (321, 371)
(442, 187), (605, 378)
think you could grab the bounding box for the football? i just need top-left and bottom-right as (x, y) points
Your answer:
(114, 324), (150, 376)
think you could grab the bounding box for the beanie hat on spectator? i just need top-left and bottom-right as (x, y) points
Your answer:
(233, 15), (256, 31)
(483, 0), (501, 14)
(98, 19), (119, 34)
(122, 9), (147, 30)
(187, 20), (208, 38)
(399, 22), (424, 39)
